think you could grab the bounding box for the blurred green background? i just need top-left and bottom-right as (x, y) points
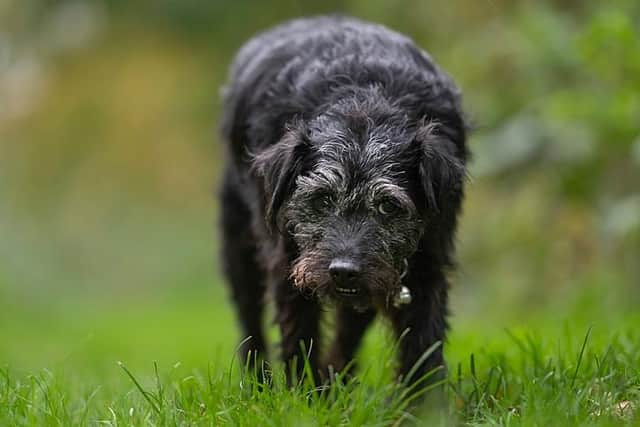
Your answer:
(0, 0), (639, 373)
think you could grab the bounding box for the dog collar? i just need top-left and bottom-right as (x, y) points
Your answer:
(393, 259), (412, 308)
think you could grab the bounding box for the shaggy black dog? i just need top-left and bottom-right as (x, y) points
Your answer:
(220, 16), (468, 387)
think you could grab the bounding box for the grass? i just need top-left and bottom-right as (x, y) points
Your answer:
(1, 284), (639, 426)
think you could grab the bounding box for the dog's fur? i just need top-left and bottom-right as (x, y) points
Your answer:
(220, 16), (468, 386)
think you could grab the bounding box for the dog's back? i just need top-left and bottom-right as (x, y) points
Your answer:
(221, 16), (461, 163)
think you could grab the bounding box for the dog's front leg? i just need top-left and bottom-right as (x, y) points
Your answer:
(274, 280), (321, 386)
(389, 277), (449, 389)
(324, 306), (376, 380)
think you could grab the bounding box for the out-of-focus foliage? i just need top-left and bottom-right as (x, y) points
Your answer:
(0, 0), (638, 311)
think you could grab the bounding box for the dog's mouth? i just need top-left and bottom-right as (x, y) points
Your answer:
(331, 286), (371, 312)
(335, 286), (360, 297)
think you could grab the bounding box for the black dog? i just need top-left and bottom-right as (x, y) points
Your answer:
(220, 16), (467, 387)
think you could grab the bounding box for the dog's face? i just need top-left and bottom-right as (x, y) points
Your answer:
(254, 109), (465, 310)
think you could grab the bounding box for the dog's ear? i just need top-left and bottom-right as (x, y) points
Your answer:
(415, 120), (466, 216)
(252, 121), (311, 231)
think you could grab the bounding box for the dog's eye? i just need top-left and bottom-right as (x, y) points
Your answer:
(377, 200), (400, 216)
(312, 194), (334, 212)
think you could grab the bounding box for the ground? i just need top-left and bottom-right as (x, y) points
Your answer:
(1, 281), (638, 426)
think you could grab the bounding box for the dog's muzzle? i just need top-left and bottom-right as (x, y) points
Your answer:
(325, 257), (412, 307)
(329, 258), (362, 297)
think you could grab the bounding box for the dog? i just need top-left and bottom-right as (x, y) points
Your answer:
(219, 16), (468, 387)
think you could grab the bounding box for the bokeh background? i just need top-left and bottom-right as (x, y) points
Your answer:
(1, 0), (639, 373)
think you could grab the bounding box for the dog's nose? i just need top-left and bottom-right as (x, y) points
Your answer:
(329, 259), (361, 285)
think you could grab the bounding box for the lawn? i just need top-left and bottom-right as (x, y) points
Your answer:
(1, 280), (638, 426)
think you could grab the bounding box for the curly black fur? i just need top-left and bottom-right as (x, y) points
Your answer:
(219, 16), (468, 387)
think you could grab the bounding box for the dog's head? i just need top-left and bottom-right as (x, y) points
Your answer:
(253, 100), (466, 310)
